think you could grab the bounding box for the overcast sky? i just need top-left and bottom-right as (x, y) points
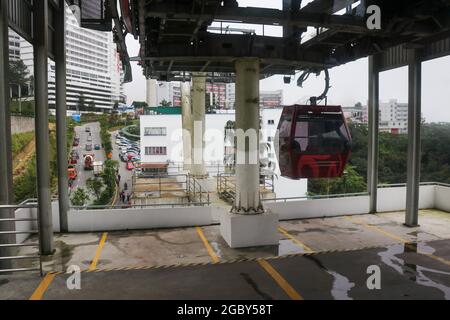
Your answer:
(123, 0), (450, 123)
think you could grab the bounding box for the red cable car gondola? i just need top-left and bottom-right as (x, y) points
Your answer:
(276, 105), (352, 179)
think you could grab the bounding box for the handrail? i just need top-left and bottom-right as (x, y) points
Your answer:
(70, 201), (210, 210)
(262, 192), (369, 203)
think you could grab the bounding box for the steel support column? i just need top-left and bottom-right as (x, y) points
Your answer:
(34, 0), (54, 254)
(181, 81), (192, 170)
(55, 0), (68, 232)
(191, 73), (207, 177)
(405, 49), (422, 227)
(0, 0), (14, 270)
(368, 56), (380, 213)
(232, 57), (264, 214)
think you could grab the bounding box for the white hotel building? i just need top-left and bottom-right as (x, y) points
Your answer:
(140, 108), (308, 198)
(18, 3), (124, 112)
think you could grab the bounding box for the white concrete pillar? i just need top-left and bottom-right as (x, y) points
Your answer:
(181, 81), (192, 170)
(219, 58), (278, 248)
(146, 78), (157, 107)
(233, 58), (263, 214)
(191, 73), (207, 177)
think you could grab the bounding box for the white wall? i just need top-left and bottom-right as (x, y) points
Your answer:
(265, 195), (371, 220)
(13, 186), (450, 243)
(67, 206), (218, 232)
(377, 185), (435, 212)
(434, 185), (450, 212)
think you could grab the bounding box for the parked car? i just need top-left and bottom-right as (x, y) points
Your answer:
(127, 153), (138, 161)
(85, 144), (92, 151)
(126, 161), (134, 170)
(73, 137), (80, 146)
(85, 126), (91, 132)
(87, 136), (92, 142)
(94, 144), (101, 150)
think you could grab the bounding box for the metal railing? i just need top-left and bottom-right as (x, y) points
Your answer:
(262, 192), (370, 203)
(132, 173), (188, 198)
(70, 201), (210, 210)
(0, 202), (42, 275)
(187, 175), (211, 205)
(217, 172), (275, 204)
(378, 182), (450, 188)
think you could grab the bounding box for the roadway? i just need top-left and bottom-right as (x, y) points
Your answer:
(110, 130), (134, 205)
(70, 122), (105, 203)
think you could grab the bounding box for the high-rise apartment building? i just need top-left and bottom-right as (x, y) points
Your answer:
(146, 80), (282, 110)
(17, 3), (124, 112)
(8, 31), (21, 61)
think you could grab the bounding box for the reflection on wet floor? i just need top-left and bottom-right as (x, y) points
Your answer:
(304, 255), (355, 300)
(377, 243), (450, 299)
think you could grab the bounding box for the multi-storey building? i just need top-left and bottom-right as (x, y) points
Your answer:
(18, 3), (124, 113)
(260, 90), (283, 108)
(379, 99), (408, 134)
(146, 80), (283, 110)
(206, 82), (227, 109)
(344, 100), (409, 134)
(139, 107), (307, 198)
(8, 30), (21, 61)
(343, 103), (368, 124)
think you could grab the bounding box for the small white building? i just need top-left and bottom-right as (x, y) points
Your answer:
(140, 107), (308, 198)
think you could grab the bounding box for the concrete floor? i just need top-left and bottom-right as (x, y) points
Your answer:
(2, 209), (450, 299)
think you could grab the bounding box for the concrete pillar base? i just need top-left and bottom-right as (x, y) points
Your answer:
(220, 211), (279, 248)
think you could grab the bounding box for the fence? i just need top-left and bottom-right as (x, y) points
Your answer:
(0, 200), (42, 275)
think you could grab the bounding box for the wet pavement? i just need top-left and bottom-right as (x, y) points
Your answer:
(2, 209), (450, 299)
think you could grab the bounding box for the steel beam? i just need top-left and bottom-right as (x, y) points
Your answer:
(33, 0), (54, 254)
(367, 55), (379, 214)
(0, 0), (14, 270)
(405, 49), (422, 227)
(144, 4), (367, 33)
(55, 0), (68, 233)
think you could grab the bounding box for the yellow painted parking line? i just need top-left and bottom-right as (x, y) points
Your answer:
(196, 226), (220, 263)
(345, 216), (450, 267)
(89, 232), (108, 271)
(258, 259), (303, 300)
(344, 216), (409, 243)
(278, 227), (315, 253)
(29, 272), (56, 300)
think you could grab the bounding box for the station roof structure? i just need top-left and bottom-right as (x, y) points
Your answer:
(118, 0), (450, 81)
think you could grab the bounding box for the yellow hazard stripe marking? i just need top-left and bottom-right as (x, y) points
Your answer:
(278, 226), (315, 253)
(29, 272), (56, 300)
(196, 226), (219, 263)
(258, 259), (303, 300)
(89, 232), (108, 271)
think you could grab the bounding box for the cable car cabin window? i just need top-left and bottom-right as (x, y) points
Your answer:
(293, 115), (349, 155)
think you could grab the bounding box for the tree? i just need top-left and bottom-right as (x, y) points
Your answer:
(77, 93), (86, 112)
(71, 187), (90, 206)
(308, 165), (366, 196)
(86, 177), (104, 201)
(132, 101), (148, 109)
(160, 99), (172, 107)
(9, 59), (30, 89)
(9, 59), (30, 113)
(88, 100), (96, 111)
